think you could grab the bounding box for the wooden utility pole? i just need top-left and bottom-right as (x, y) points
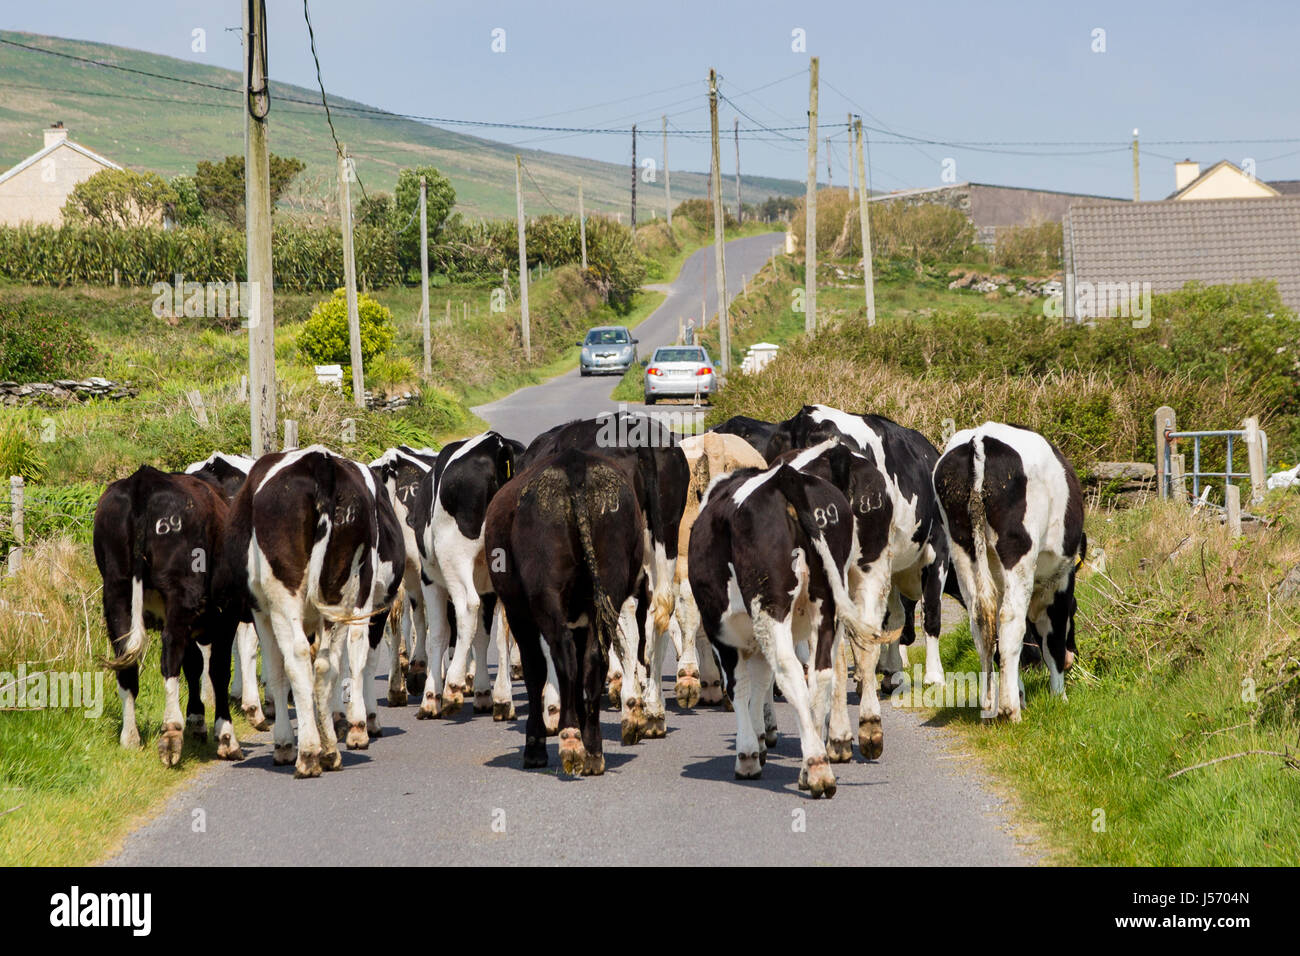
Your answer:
(339, 150), (364, 408)
(1132, 128), (1140, 201)
(734, 118), (742, 224)
(515, 155), (531, 361)
(855, 118), (876, 326)
(663, 115), (671, 226)
(709, 69), (730, 373)
(804, 56), (819, 333)
(630, 124), (637, 229)
(847, 112), (855, 202)
(578, 178), (587, 271)
(419, 175), (430, 380)
(243, 0), (276, 455)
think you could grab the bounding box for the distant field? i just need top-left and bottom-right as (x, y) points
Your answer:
(0, 31), (804, 219)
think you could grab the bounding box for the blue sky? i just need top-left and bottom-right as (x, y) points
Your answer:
(5, 0), (1299, 197)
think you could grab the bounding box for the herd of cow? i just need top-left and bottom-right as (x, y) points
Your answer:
(92, 404), (1086, 798)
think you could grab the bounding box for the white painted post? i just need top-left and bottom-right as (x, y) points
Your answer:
(1225, 484), (1242, 537)
(187, 390), (209, 427)
(283, 419), (298, 451)
(8, 476), (23, 575)
(1243, 416), (1265, 505)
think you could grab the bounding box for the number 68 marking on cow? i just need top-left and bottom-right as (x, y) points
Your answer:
(154, 514), (183, 535)
(813, 503), (838, 528)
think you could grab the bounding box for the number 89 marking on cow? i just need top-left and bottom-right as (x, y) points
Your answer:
(813, 504), (838, 528)
(154, 515), (183, 535)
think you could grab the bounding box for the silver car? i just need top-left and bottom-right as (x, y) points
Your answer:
(643, 345), (716, 405)
(579, 326), (638, 376)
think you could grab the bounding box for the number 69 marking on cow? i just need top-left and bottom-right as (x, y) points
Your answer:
(813, 504), (838, 528)
(154, 514), (183, 535)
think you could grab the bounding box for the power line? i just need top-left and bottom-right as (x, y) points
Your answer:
(302, 0), (368, 201)
(519, 160), (564, 213)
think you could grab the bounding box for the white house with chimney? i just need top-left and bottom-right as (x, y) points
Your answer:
(1168, 159), (1280, 200)
(0, 123), (123, 226)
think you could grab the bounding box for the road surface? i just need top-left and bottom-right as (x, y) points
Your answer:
(109, 234), (1032, 866)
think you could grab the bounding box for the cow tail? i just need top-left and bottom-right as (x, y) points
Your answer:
(771, 464), (878, 649)
(103, 481), (150, 670)
(969, 435), (999, 660)
(638, 446), (674, 635)
(569, 469), (619, 665)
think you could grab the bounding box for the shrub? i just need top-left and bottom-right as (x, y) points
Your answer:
(0, 417), (48, 483)
(62, 169), (179, 228)
(994, 221), (1063, 272)
(673, 198), (736, 233)
(0, 302), (95, 380)
(792, 193), (976, 267)
(297, 289), (395, 371)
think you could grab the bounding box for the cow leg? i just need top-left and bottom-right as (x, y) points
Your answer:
(208, 624), (243, 760)
(181, 640), (208, 744)
(311, 624), (345, 771)
(552, 625), (587, 776)
(470, 607), (494, 714)
(672, 579), (702, 708)
(827, 637), (854, 762)
(697, 631), (725, 706)
(157, 610), (190, 768)
(232, 622), (267, 729)
(441, 579), (481, 716)
(388, 595), (418, 706)
(754, 610), (835, 798)
(641, 611), (669, 739)
(508, 629), (523, 681)
(616, 596), (646, 745)
(995, 564), (1034, 722)
(514, 618), (549, 768)
(198, 642), (215, 709)
(491, 604), (516, 721)
(732, 649), (763, 779)
(762, 679), (778, 748)
(539, 634), (561, 734)
(856, 639), (884, 759)
(253, 609), (292, 764)
(417, 580), (451, 718)
(344, 620), (373, 750)
(104, 581), (142, 749)
(271, 605), (322, 778)
(406, 591), (428, 699)
(116, 666), (141, 749)
(577, 626), (606, 775)
(605, 637), (624, 709)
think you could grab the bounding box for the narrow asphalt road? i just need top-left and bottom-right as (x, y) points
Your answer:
(108, 234), (1032, 867)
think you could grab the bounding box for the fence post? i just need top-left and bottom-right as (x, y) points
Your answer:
(187, 390), (209, 427)
(1171, 453), (1187, 504)
(1154, 406), (1175, 499)
(7, 475), (23, 576)
(283, 419), (298, 451)
(1243, 416), (1265, 505)
(1225, 484), (1242, 537)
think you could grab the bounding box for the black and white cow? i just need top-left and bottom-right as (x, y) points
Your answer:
(932, 422), (1085, 721)
(409, 431), (517, 721)
(767, 405), (952, 692)
(486, 448), (646, 774)
(216, 446), (404, 777)
(185, 452), (266, 728)
(522, 412), (689, 742)
(369, 445), (439, 705)
(94, 466), (242, 766)
(688, 461), (877, 798)
(775, 439), (897, 761)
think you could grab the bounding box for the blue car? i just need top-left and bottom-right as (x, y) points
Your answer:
(579, 326), (638, 376)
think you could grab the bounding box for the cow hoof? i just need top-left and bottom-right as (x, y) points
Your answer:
(262, 697), (276, 721)
(858, 716), (884, 760)
(157, 724), (184, 768)
(405, 661), (427, 698)
(331, 713), (348, 741)
(606, 675), (623, 709)
(346, 722), (369, 750)
(492, 700), (516, 721)
(120, 725), (141, 749)
(803, 757), (837, 799)
(879, 673), (904, 696)
(417, 693), (442, 719)
(442, 684), (465, 716)
(763, 726), (778, 748)
(700, 680), (724, 705)
(620, 699), (646, 745)
(674, 670), (701, 709)
(387, 685), (409, 707)
(242, 704), (270, 732)
(366, 714), (382, 737)
(721, 694), (734, 713)
(523, 735), (548, 768)
(734, 752), (762, 779)
(643, 714), (666, 739)
(510, 663), (524, 681)
(473, 691), (493, 713)
(558, 728), (586, 775)
(186, 716), (208, 743)
(544, 703), (561, 734)
(273, 744), (296, 766)
(295, 751), (322, 778)
(320, 748), (343, 771)
(827, 736), (854, 763)
(758, 744), (767, 767)
(217, 732), (243, 761)
(582, 751), (606, 776)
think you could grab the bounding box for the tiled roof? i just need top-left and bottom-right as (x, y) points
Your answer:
(1063, 197), (1300, 314)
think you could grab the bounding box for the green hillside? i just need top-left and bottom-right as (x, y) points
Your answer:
(0, 30), (803, 219)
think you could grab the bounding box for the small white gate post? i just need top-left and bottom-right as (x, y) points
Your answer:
(7, 475), (23, 575)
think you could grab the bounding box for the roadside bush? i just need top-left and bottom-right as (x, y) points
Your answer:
(298, 289), (395, 370)
(673, 198), (736, 233)
(0, 302), (95, 380)
(994, 221), (1063, 272)
(792, 194), (975, 268)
